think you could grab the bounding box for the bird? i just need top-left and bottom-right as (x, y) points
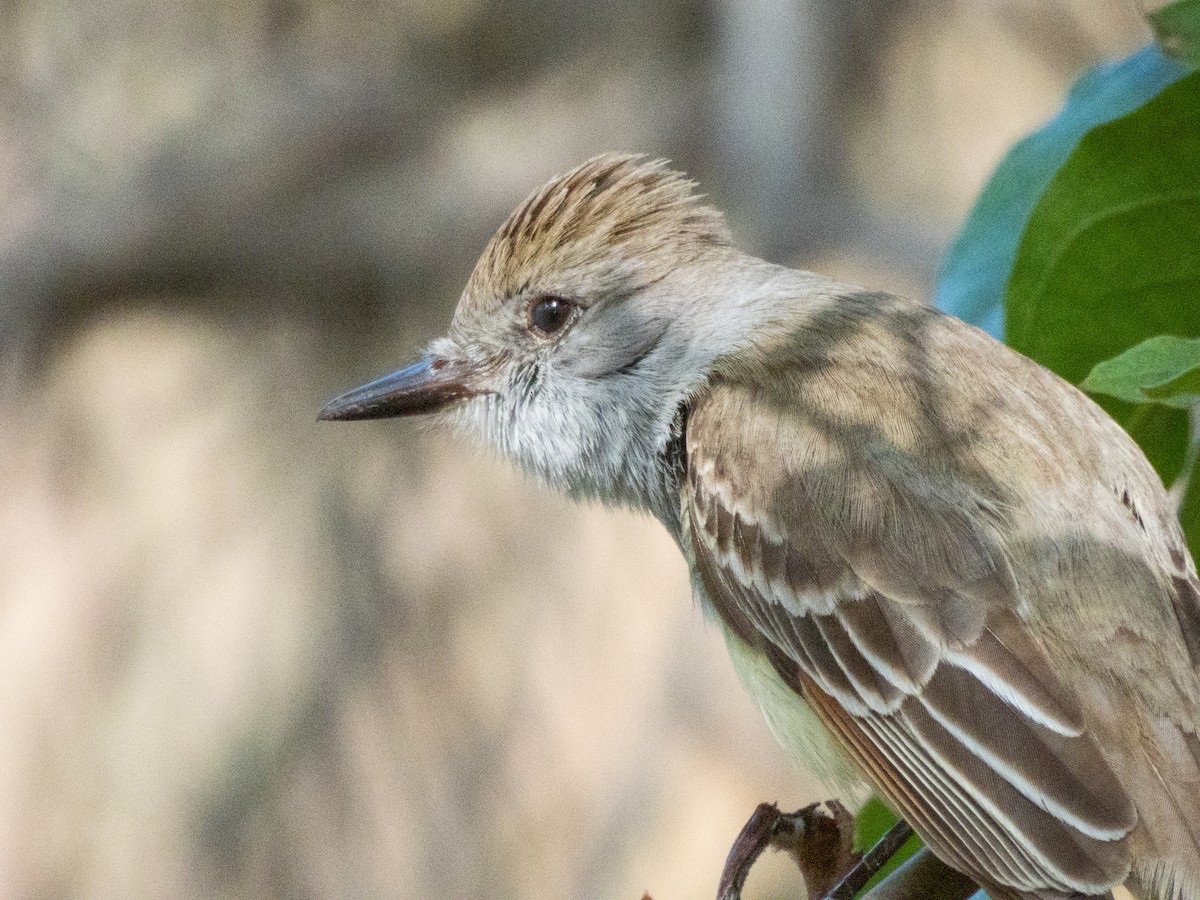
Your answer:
(320, 153), (1200, 900)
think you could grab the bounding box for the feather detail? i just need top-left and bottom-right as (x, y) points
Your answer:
(686, 369), (1141, 897)
(941, 613), (1085, 738)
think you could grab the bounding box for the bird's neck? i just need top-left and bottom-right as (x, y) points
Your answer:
(690, 259), (860, 376)
(586, 259), (854, 537)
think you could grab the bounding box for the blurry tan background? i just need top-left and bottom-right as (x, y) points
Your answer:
(0, 2), (1149, 898)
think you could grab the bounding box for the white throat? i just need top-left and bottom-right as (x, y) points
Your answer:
(448, 260), (847, 536)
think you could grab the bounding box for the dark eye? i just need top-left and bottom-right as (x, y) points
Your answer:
(528, 296), (575, 337)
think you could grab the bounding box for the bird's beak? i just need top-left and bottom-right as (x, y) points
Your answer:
(318, 351), (484, 421)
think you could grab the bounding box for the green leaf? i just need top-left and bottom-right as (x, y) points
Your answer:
(1006, 71), (1200, 482)
(852, 796), (898, 852)
(1146, 367), (1200, 405)
(1082, 335), (1200, 408)
(1181, 460), (1200, 562)
(935, 46), (1188, 337)
(1149, 0), (1200, 69)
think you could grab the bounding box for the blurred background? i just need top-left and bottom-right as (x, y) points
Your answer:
(0, 2), (1151, 897)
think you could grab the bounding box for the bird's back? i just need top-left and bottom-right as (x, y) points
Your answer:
(688, 289), (1200, 899)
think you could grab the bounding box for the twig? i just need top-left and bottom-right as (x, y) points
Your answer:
(858, 848), (980, 900)
(825, 818), (913, 899)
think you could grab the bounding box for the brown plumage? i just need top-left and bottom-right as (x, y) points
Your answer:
(463, 154), (730, 313)
(322, 154), (1200, 900)
(685, 292), (1200, 899)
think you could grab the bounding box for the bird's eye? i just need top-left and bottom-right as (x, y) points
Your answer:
(528, 296), (576, 337)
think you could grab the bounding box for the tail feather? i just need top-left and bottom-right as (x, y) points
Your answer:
(1111, 716), (1200, 899)
(1130, 859), (1200, 900)
(1068, 664), (1200, 900)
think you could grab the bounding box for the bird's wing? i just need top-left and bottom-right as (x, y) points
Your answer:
(685, 376), (1138, 897)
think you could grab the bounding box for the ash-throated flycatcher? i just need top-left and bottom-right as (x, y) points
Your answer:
(321, 154), (1200, 900)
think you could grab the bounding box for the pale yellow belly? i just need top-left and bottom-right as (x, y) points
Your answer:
(721, 620), (871, 808)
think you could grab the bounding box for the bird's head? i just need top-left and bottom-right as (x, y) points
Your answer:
(320, 153), (798, 523)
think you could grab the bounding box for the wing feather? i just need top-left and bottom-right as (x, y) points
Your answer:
(942, 612), (1085, 737)
(837, 594), (938, 691)
(864, 711), (1044, 889)
(686, 378), (1138, 897)
(914, 665), (1127, 840)
(813, 613), (906, 713)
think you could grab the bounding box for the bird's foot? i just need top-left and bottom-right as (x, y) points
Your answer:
(717, 799), (872, 900)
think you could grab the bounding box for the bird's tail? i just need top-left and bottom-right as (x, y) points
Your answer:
(1129, 863), (1199, 900)
(1096, 705), (1200, 900)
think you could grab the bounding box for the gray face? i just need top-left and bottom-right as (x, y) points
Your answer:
(319, 153), (788, 528)
(465, 281), (695, 497)
(321, 265), (708, 528)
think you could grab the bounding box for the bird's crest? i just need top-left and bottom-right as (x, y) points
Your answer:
(463, 153), (731, 308)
